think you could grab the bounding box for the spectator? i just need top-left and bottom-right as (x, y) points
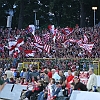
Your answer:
(52, 69), (61, 82)
(47, 68), (52, 79)
(2, 74), (9, 83)
(73, 76), (87, 91)
(43, 70), (49, 83)
(12, 50), (18, 68)
(9, 77), (15, 84)
(29, 67), (39, 81)
(87, 68), (97, 92)
(5, 68), (13, 79)
(25, 80), (44, 100)
(59, 70), (66, 83)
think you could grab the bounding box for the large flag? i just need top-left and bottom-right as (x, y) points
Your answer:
(9, 39), (24, 55)
(16, 39), (24, 47)
(24, 50), (36, 57)
(78, 43), (94, 53)
(9, 41), (17, 55)
(43, 44), (51, 53)
(34, 35), (42, 44)
(34, 43), (43, 52)
(43, 33), (50, 42)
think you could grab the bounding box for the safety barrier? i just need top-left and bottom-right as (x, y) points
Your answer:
(0, 58), (100, 75)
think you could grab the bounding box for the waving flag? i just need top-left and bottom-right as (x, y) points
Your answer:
(34, 35), (42, 44)
(44, 44), (51, 53)
(24, 50), (36, 57)
(78, 43), (94, 53)
(34, 43), (43, 52)
(43, 33), (50, 42)
(83, 34), (88, 43)
(63, 27), (73, 36)
(9, 39), (24, 55)
(16, 39), (24, 47)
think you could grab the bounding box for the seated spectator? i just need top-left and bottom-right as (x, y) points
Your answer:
(15, 78), (20, 84)
(52, 69), (61, 82)
(25, 80), (44, 100)
(2, 74), (9, 83)
(9, 77), (15, 84)
(23, 78), (28, 85)
(5, 68), (13, 79)
(73, 76), (87, 91)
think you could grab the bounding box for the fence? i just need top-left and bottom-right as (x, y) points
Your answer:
(0, 58), (100, 75)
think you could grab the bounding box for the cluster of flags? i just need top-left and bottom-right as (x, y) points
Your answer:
(6, 24), (95, 57)
(62, 34), (94, 53)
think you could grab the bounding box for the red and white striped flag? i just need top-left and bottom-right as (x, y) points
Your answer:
(57, 32), (61, 40)
(63, 27), (73, 36)
(24, 50), (36, 57)
(78, 43), (94, 53)
(43, 33), (50, 42)
(34, 43), (43, 52)
(44, 44), (51, 53)
(34, 35), (42, 44)
(83, 34), (88, 43)
(69, 39), (78, 43)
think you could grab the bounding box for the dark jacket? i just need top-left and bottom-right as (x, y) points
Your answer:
(74, 82), (87, 91)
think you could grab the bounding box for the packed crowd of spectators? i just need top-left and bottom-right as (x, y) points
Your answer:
(0, 65), (97, 100)
(0, 26), (100, 59)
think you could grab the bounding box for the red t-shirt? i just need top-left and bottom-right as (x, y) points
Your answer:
(67, 75), (74, 83)
(48, 72), (52, 79)
(13, 52), (18, 58)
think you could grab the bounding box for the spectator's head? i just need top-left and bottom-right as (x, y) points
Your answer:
(50, 78), (55, 85)
(32, 67), (36, 71)
(51, 69), (56, 75)
(37, 80), (44, 86)
(68, 69), (72, 75)
(44, 70), (48, 75)
(59, 70), (64, 76)
(23, 68), (26, 72)
(74, 71), (78, 76)
(88, 67), (94, 75)
(7, 67), (10, 70)
(15, 78), (20, 84)
(9, 77), (14, 82)
(70, 82), (75, 90)
(73, 76), (79, 84)
(3, 74), (7, 78)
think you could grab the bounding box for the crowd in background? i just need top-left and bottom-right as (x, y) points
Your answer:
(0, 26), (100, 59)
